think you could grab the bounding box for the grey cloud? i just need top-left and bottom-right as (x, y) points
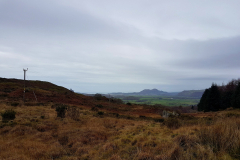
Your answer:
(165, 36), (240, 69)
(1, 0), (240, 93)
(72, 0), (240, 40)
(0, 0), (139, 41)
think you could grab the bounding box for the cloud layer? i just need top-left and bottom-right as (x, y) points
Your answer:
(1, 0), (240, 93)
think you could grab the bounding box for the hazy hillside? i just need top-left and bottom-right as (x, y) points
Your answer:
(110, 89), (179, 96)
(177, 90), (204, 98)
(138, 89), (168, 95)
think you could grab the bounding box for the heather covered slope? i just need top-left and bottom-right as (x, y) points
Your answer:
(0, 77), (179, 117)
(0, 77), (92, 105)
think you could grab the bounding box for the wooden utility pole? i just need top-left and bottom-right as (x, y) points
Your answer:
(23, 68), (28, 102)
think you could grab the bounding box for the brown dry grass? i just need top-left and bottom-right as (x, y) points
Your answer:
(1, 102), (240, 160)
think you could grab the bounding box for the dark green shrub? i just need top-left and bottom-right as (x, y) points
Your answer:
(91, 107), (99, 112)
(1, 109), (16, 122)
(154, 118), (164, 122)
(126, 102), (132, 105)
(56, 105), (67, 118)
(179, 114), (194, 120)
(51, 104), (59, 109)
(95, 104), (103, 108)
(24, 102), (36, 106)
(114, 113), (119, 117)
(111, 98), (124, 104)
(127, 116), (133, 119)
(225, 112), (240, 118)
(94, 94), (103, 100)
(11, 102), (19, 107)
(0, 93), (8, 97)
(97, 111), (104, 116)
(139, 115), (146, 118)
(110, 113), (119, 117)
(37, 103), (45, 106)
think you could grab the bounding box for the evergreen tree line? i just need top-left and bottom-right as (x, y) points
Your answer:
(198, 79), (240, 112)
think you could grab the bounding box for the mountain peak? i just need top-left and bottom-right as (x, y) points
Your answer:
(139, 89), (166, 95)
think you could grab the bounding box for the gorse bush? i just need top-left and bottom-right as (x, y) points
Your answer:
(94, 94), (103, 100)
(95, 104), (103, 108)
(1, 109), (16, 121)
(97, 111), (104, 116)
(56, 105), (68, 118)
(91, 107), (99, 112)
(11, 102), (19, 107)
(110, 98), (123, 104)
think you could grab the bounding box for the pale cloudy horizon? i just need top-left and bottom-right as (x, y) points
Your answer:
(1, 0), (240, 93)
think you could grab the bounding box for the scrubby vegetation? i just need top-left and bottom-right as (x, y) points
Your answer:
(1, 109), (16, 122)
(55, 105), (67, 118)
(1, 101), (240, 160)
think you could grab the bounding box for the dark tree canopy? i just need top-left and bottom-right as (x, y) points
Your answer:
(198, 89), (209, 111)
(207, 84), (221, 111)
(231, 82), (240, 108)
(198, 79), (240, 112)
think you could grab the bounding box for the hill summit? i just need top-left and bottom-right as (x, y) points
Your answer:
(0, 77), (92, 105)
(110, 89), (179, 96)
(139, 89), (168, 95)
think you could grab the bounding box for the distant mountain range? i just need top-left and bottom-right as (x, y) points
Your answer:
(110, 89), (204, 98)
(139, 89), (169, 95)
(177, 90), (205, 98)
(110, 89), (178, 96)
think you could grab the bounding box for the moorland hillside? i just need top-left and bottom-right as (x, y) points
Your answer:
(1, 78), (240, 159)
(0, 77), (182, 118)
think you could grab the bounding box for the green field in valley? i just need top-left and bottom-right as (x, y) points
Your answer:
(120, 96), (200, 106)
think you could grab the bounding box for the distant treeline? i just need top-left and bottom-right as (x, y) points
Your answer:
(198, 79), (240, 111)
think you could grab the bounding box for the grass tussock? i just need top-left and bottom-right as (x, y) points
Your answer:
(198, 118), (240, 156)
(1, 102), (240, 159)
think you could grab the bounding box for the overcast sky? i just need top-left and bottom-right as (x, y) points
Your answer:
(1, 0), (240, 93)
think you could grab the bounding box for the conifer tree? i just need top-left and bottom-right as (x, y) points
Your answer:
(198, 84), (221, 112)
(207, 83), (221, 111)
(198, 89), (209, 111)
(221, 91), (234, 109)
(232, 82), (240, 108)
